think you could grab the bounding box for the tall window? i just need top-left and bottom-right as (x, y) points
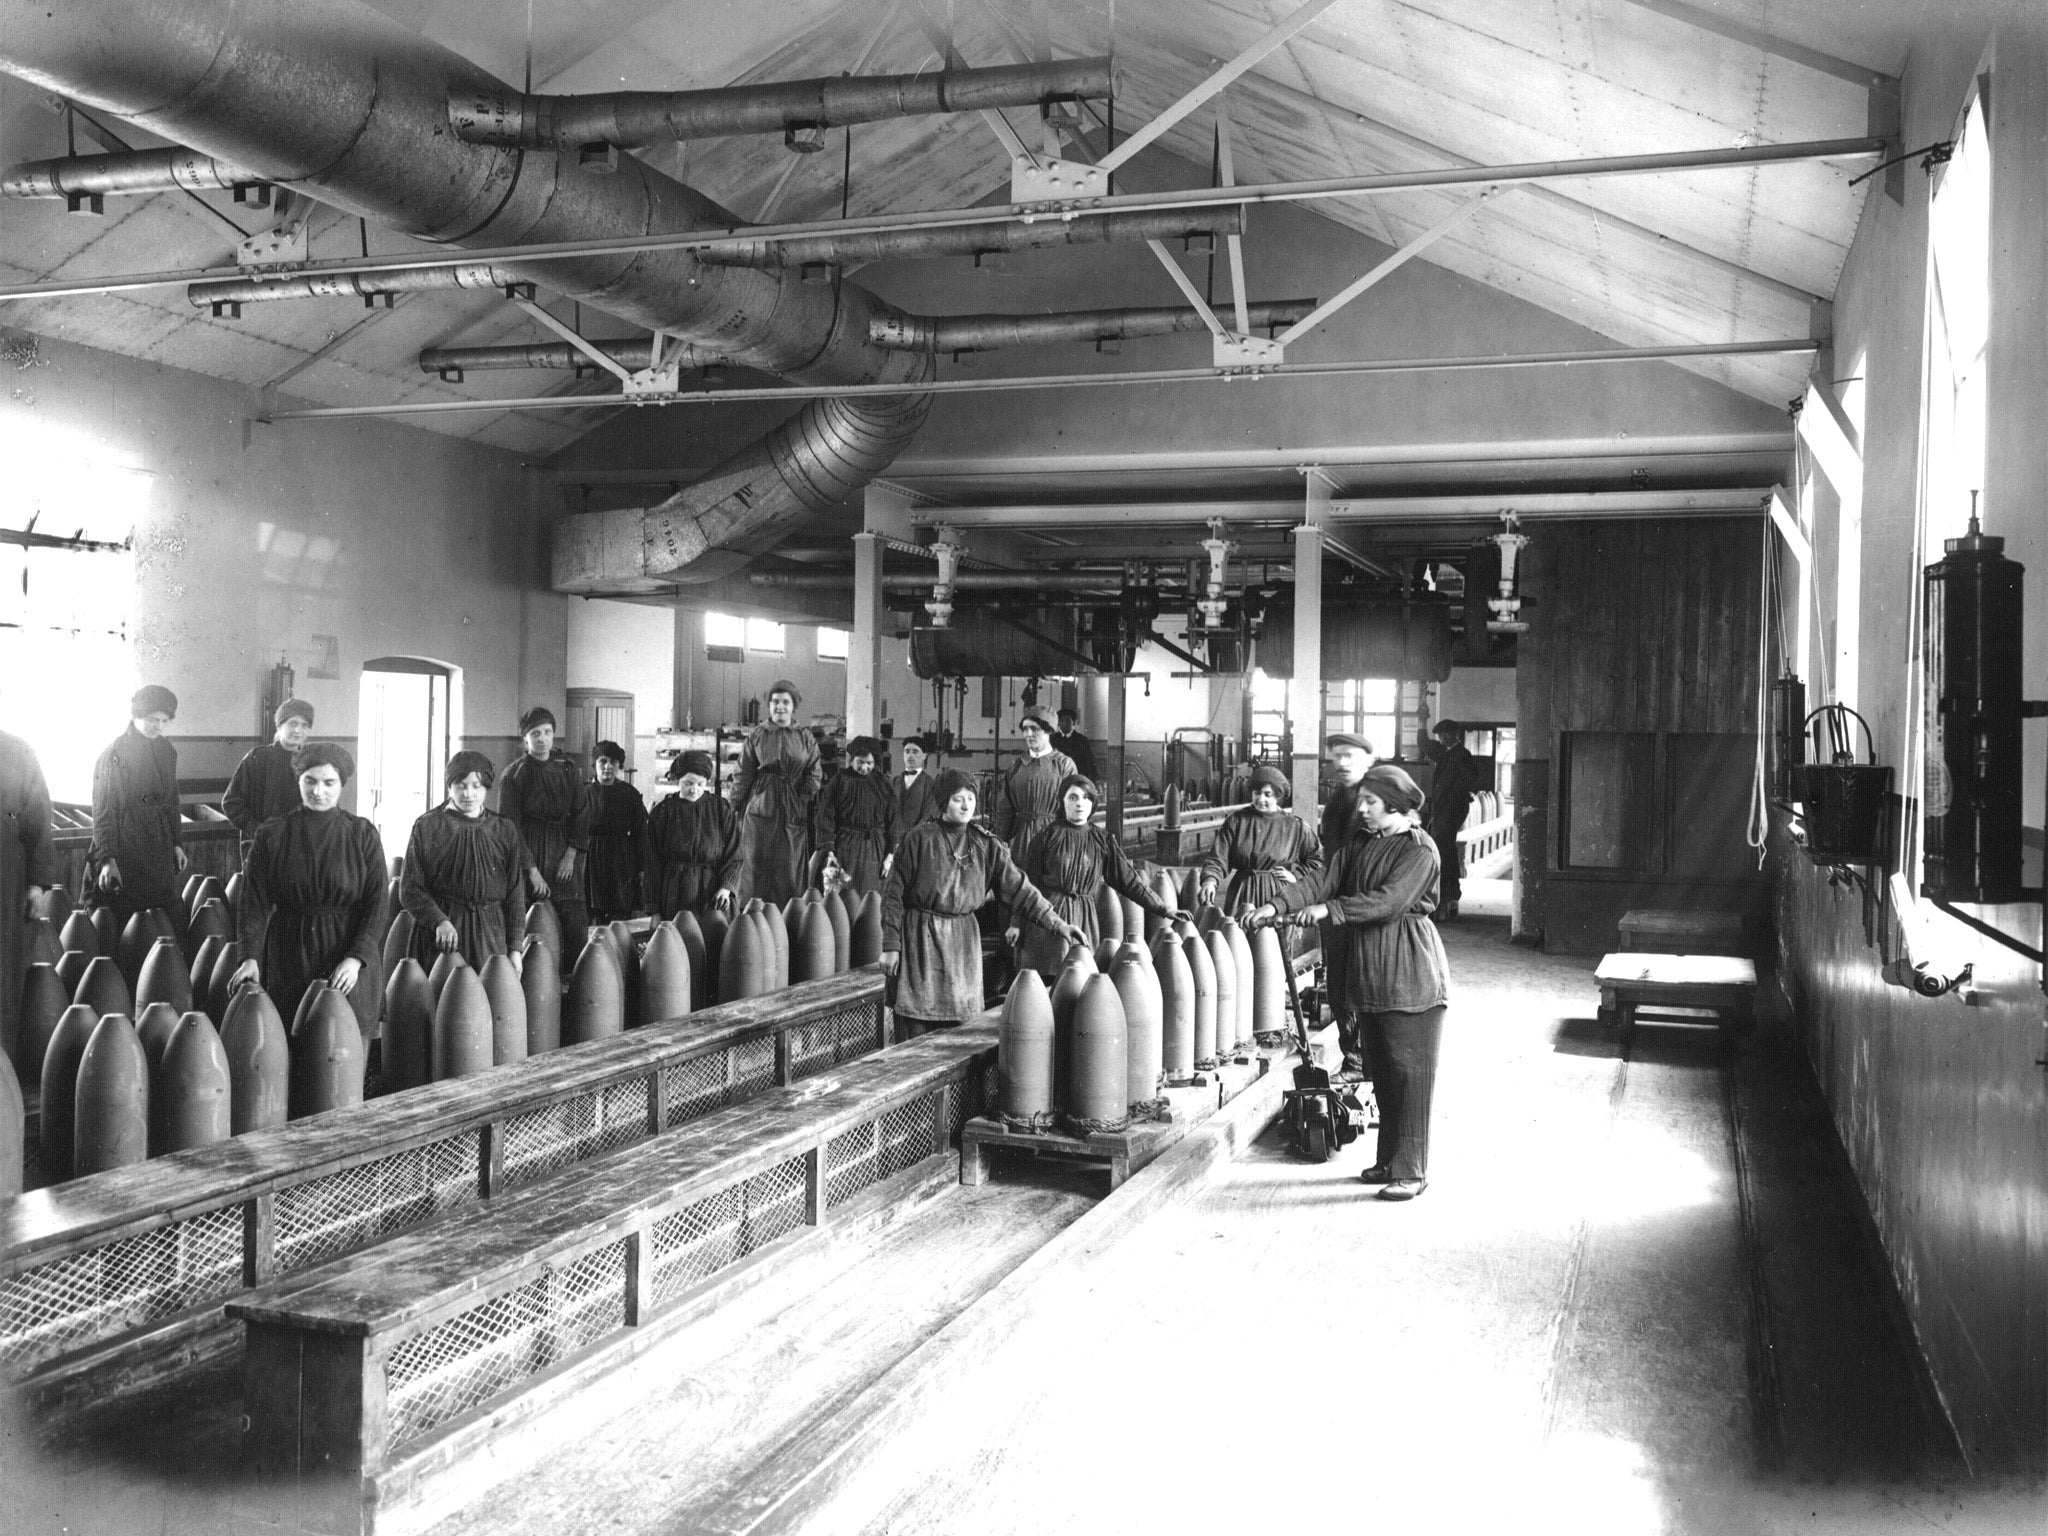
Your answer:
(1324, 678), (1398, 757)
(815, 626), (849, 662)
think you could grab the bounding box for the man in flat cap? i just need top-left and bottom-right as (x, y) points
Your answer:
(225, 697), (316, 855)
(1320, 730), (1377, 1080)
(91, 684), (186, 915)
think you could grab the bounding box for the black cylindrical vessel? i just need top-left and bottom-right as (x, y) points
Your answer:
(1922, 518), (2026, 902)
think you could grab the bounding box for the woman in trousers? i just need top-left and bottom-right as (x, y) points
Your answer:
(1251, 763), (1448, 1201)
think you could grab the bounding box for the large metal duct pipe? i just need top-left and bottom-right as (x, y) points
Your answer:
(751, 571), (1130, 592)
(1251, 602), (1457, 682)
(871, 300), (1317, 354)
(0, 0), (934, 593)
(910, 610), (1094, 678)
(3, 145), (262, 198)
(451, 57), (1114, 151)
(697, 207), (1244, 270)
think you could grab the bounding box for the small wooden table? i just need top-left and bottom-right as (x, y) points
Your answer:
(1594, 952), (1758, 1055)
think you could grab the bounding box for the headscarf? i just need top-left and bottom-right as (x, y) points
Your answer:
(445, 750), (496, 789)
(274, 698), (315, 728)
(593, 739), (626, 766)
(1359, 763), (1425, 817)
(673, 750), (715, 782)
(131, 684), (178, 719)
(1248, 764), (1289, 800)
(1019, 710), (1054, 733)
(935, 768), (977, 814)
(519, 706), (557, 734)
(292, 743), (356, 782)
(766, 679), (801, 707)
(846, 735), (882, 762)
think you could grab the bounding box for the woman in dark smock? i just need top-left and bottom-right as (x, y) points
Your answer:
(645, 751), (742, 918)
(1, 730), (59, 1062)
(881, 770), (1081, 1037)
(1254, 764), (1448, 1202)
(582, 740), (646, 924)
(1199, 764), (1323, 917)
(1318, 732), (1377, 1081)
(498, 706), (591, 956)
(732, 680), (821, 904)
(991, 711), (1074, 861)
(401, 751), (530, 970)
(813, 736), (897, 899)
(231, 745), (387, 1035)
(90, 684), (186, 916)
(1012, 773), (1174, 976)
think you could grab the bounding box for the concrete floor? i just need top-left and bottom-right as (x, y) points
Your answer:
(6, 880), (2040, 1535)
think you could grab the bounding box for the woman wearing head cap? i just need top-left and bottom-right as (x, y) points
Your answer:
(731, 680), (821, 904)
(813, 735), (898, 899)
(230, 744), (387, 1037)
(399, 752), (530, 971)
(1012, 773), (1177, 976)
(882, 769), (1082, 1037)
(1198, 764), (1323, 926)
(223, 698), (315, 855)
(645, 750), (742, 920)
(582, 741), (647, 924)
(89, 685), (186, 915)
(499, 706), (592, 959)
(993, 710), (1075, 862)
(1250, 763), (1449, 1202)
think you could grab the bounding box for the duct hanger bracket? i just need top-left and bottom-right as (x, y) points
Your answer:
(1213, 332), (1283, 373)
(622, 329), (686, 397)
(236, 191), (311, 271)
(1011, 156), (1108, 209)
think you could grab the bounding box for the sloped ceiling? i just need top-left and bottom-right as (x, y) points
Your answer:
(0, 0), (1903, 459)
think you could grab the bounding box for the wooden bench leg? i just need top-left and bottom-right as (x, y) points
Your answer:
(959, 1135), (987, 1187)
(1617, 1000), (1636, 1059)
(1107, 1154), (1130, 1191)
(1598, 985), (1616, 1034)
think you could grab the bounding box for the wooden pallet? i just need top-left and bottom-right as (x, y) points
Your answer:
(1595, 951), (1758, 1056)
(960, 1053), (1269, 1191)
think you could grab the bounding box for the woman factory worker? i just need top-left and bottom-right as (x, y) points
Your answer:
(223, 698), (314, 855)
(992, 710), (1073, 860)
(583, 741), (647, 924)
(645, 751), (742, 919)
(499, 706), (590, 957)
(732, 680), (821, 904)
(1198, 764), (1323, 917)
(814, 735), (897, 898)
(231, 744), (387, 1035)
(881, 769), (1084, 1039)
(1011, 773), (1176, 975)
(400, 751), (530, 970)
(1250, 764), (1448, 1202)
(1320, 731), (1376, 1082)
(90, 684), (186, 916)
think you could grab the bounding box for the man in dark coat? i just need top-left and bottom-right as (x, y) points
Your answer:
(223, 697), (314, 853)
(499, 706), (591, 962)
(895, 735), (942, 830)
(1319, 731), (1376, 1081)
(1424, 720), (1480, 919)
(91, 684), (186, 916)
(1, 730), (59, 1065)
(1049, 707), (1098, 782)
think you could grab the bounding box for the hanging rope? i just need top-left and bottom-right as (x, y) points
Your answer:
(1746, 520), (1771, 866)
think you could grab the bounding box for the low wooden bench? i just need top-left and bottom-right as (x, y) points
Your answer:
(1617, 908), (1748, 955)
(1594, 952), (1758, 1055)
(0, 971), (887, 1415)
(228, 1026), (996, 1535)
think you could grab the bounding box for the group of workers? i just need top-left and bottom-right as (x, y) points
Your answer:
(2, 680), (1477, 1204)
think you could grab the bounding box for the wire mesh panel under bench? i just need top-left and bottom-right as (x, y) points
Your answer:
(0, 970), (887, 1415)
(226, 1026), (995, 1533)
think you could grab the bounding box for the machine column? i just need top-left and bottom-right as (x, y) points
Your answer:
(1290, 486), (1328, 814)
(849, 532), (883, 738)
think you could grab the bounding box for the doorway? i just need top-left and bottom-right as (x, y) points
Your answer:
(359, 658), (458, 864)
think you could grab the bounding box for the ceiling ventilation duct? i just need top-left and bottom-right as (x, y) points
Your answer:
(0, 0), (938, 593)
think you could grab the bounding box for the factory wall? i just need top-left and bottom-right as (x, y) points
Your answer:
(566, 596), (674, 787)
(0, 329), (562, 810)
(1774, 21), (2047, 1471)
